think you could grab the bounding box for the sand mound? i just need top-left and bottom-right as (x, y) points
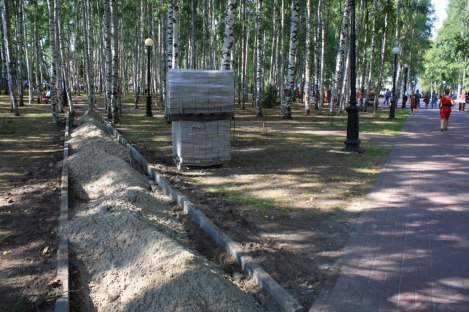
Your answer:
(65, 116), (262, 311)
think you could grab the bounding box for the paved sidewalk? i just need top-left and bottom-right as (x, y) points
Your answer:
(311, 108), (469, 312)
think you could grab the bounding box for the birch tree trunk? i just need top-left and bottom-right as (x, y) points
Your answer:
(57, 0), (73, 113)
(279, 0), (285, 113)
(209, 0), (215, 69)
(255, 0), (263, 117)
(191, 0), (196, 69)
(110, 0), (119, 124)
(55, 0), (64, 113)
(373, 0), (390, 111)
(330, 0), (349, 115)
(303, 0), (312, 114)
(359, 8), (369, 111)
(103, 0), (112, 114)
(0, 0), (19, 115)
(83, 0), (95, 113)
(313, 0), (320, 109)
(283, 0), (299, 120)
(22, 1), (33, 104)
(47, 0), (59, 121)
(172, 2), (179, 69)
(17, 0), (25, 107)
(364, 0), (378, 112)
(221, 0), (236, 70)
(166, 5), (173, 71)
(318, 0), (325, 112)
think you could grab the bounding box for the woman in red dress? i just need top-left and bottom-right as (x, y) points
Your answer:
(439, 89), (455, 131)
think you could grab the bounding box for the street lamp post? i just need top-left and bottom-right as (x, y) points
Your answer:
(145, 38), (154, 117)
(343, 0), (364, 153)
(402, 64), (408, 108)
(388, 45), (400, 119)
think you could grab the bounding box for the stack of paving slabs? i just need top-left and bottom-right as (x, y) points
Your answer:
(167, 69), (233, 169)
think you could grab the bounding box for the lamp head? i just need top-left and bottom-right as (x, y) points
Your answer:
(145, 38), (154, 47)
(392, 46), (400, 55)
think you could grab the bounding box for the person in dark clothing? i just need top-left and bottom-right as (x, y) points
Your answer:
(423, 92), (431, 109)
(415, 90), (422, 109)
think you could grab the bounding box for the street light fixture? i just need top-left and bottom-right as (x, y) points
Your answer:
(145, 38), (154, 117)
(343, 0), (364, 153)
(388, 45), (400, 119)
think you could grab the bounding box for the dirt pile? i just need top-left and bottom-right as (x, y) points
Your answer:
(65, 114), (263, 311)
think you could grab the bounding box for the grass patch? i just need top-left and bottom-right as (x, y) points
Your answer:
(0, 95), (64, 190)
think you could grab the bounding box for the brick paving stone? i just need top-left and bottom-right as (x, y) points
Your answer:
(310, 109), (469, 312)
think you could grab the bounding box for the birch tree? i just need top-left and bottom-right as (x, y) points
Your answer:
(110, 0), (119, 123)
(82, 0), (95, 113)
(17, 0), (25, 107)
(255, 0), (263, 117)
(0, 0), (19, 115)
(373, 0), (390, 110)
(47, 0), (59, 122)
(330, 0), (349, 115)
(364, 0), (378, 112)
(283, 0), (300, 120)
(172, 2), (179, 69)
(103, 0), (112, 114)
(221, 0), (236, 70)
(303, 0), (312, 114)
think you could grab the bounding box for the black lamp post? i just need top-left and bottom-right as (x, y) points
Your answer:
(145, 38), (154, 117)
(343, 0), (364, 153)
(388, 45), (400, 119)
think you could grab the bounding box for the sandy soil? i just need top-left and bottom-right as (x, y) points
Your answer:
(65, 114), (264, 311)
(0, 145), (63, 311)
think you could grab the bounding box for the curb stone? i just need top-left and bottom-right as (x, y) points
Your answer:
(54, 112), (304, 312)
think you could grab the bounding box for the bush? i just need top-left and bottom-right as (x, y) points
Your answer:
(260, 84), (278, 108)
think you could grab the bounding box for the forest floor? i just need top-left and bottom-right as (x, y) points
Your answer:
(0, 93), (408, 311)
(0, 97), (64, 311)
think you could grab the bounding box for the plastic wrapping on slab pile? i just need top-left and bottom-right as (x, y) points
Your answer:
(168, 70), (234, 167)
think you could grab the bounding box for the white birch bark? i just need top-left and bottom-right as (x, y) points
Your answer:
(83, 0), (95, 113)
(279, 0), (285, 113)
(172, 2), (179, 69)
(255, 0), (263, 117)
(21, 0), (33, 105)
(191, 0), (196, 69)
(17, 0), (24, 107)
(330, 0), (349, 114)
(221, 0), (236, 70)
(103, 0), (112, 113)
(303, 0), (312, 114)
(0, 0), (18, 115)
(373, 0), (389, 110)
(48, 0), (59, 121)
(209, 0), (215, 69)
(166, 5), (173, 71)
(283, 0), (300, 119)
(110, 0), (119, 124)
(55, 0), (64, 113)
(364, 0), (378, 112)
(57, 0), (73, 113)
(318, 0), (325, 112)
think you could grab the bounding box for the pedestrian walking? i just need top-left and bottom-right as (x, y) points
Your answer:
(415, 90), (422, 110)
(439, 88), (455, 131)
(423, 92), (430, 108)
(431, 90), (438, 108)
(410, 91), (417, 115)
(384, 89), (391, 106)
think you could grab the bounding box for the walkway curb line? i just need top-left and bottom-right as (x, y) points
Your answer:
(55, 112), (71, 312)
(99, 116), (304, 312)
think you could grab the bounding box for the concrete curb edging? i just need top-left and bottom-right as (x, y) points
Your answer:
(99, 116), (304, 312)
(55, 113), (71, 312)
